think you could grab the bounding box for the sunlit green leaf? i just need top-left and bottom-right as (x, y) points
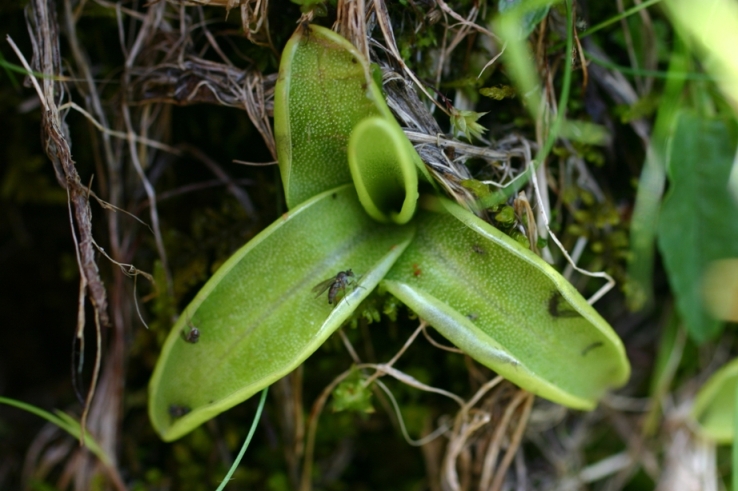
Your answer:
(382, 196), (630, 409)
(149, 185), (414, 441)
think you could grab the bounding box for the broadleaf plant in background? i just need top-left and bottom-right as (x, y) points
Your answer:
(148, 23), (630, 442)
(656, 111), (738, 342)
(627, 2), (738, 342)
(625, 4), (738, 487)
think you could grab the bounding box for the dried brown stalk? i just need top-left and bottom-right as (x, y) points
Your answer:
(25, 0), (110, 445)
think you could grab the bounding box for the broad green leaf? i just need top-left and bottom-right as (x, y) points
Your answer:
(382, 197), (630, 409)
(149, 185), (414, 441)
(691, 358), (738, 444)
(348, 116), (419, 224)
(274, 24), (393, 209)
(657, 111), (738, 342)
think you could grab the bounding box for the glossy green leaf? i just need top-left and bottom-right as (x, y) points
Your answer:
(149, 185), (414, 441)
(691, 358), (738, 444)
(348, 116), (419, 224)
(383, 196), (630, 409)
(274, 24), (393, 209)
(657, 111), (738, 342)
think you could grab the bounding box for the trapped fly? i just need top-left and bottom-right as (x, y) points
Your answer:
(312, 269), (356, 305)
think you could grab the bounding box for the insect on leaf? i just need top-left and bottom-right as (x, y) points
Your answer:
(149, 186), (414, 441)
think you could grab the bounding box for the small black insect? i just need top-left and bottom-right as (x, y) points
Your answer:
(183, 326), (200, 343)
(548, 291), (581, 319)
(313, 269), (356, 305)
(581, 341), (604, 356)
(181, 318), (200, 343)
(169, 404), (191, 419)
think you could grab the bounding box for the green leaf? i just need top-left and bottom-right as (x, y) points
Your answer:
(657, 111), (738, 342)
(382, 196), (630, 409)
(691, 358), (738, 444)
(149, 185), (414, 441)
(348, 116), (419, 224)
(274, 24), (393, 209)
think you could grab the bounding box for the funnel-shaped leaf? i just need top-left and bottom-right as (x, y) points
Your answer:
(275, 24), (392, 209)
(348, 116), (419, 224)
(149, 185), (414, 441)
(382, 197), (630, 409)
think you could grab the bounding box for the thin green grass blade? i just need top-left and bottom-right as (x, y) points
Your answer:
(0, 396), (111, 465)
(627, 37), (688, 311)
(485, 0), (574, 207)
(215, 387), (268, 491)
